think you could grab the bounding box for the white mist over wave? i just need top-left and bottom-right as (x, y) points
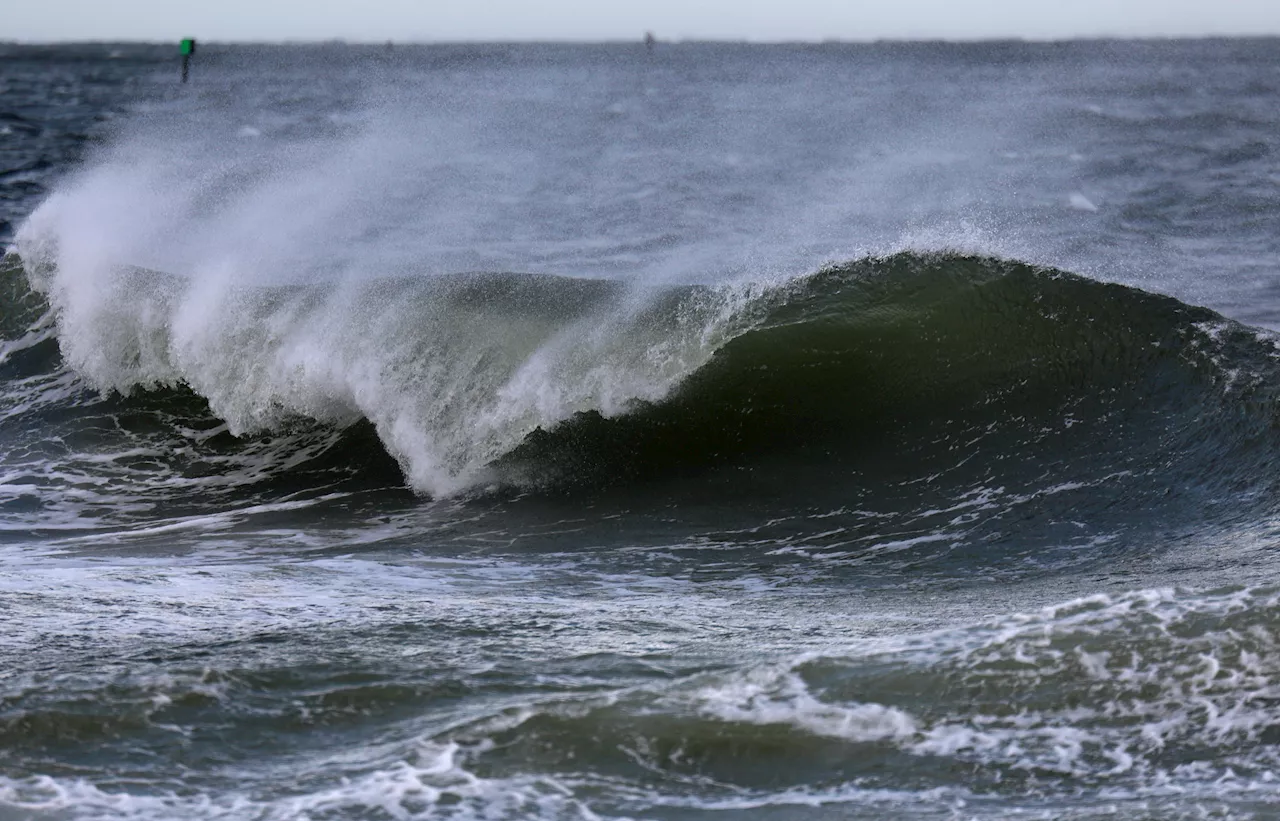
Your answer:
(9, 54), (1053, 496)
(17, 192), (754, 496)
(12, 71), (809, 498)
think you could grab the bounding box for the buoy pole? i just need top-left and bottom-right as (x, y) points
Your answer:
(180, 38), (196, 83)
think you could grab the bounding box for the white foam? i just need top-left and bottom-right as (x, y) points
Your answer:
(687, 663), (917, 743)
(0, 742), (603, 821)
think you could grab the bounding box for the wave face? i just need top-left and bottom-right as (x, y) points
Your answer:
(8, 240), (1280, 526)
(499, 252), (1251, 483)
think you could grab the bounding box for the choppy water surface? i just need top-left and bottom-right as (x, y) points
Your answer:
(3, 39), (1280, 819)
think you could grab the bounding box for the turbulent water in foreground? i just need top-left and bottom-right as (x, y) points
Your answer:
(3, 39), (1280, 819)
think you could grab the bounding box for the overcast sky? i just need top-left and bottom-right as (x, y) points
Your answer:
(9, 0), (1280, 42)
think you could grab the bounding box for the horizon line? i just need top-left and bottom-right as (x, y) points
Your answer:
(5, 32), (1280, 46)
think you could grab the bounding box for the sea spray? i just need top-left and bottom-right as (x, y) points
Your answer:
(16, 196), (756, 494)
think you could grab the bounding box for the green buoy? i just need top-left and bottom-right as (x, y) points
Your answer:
(180, 38), (196, 83)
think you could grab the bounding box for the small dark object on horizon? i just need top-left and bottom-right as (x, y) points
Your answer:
(180, 37), (196, 83)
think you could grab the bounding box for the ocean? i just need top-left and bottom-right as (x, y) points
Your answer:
(2, 38), (1280, 820)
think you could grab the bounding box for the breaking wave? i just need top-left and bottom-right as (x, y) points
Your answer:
(6, 241), (1280, 511)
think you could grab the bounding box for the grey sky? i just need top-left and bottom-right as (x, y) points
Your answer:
(8, 0), (1280, 42)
